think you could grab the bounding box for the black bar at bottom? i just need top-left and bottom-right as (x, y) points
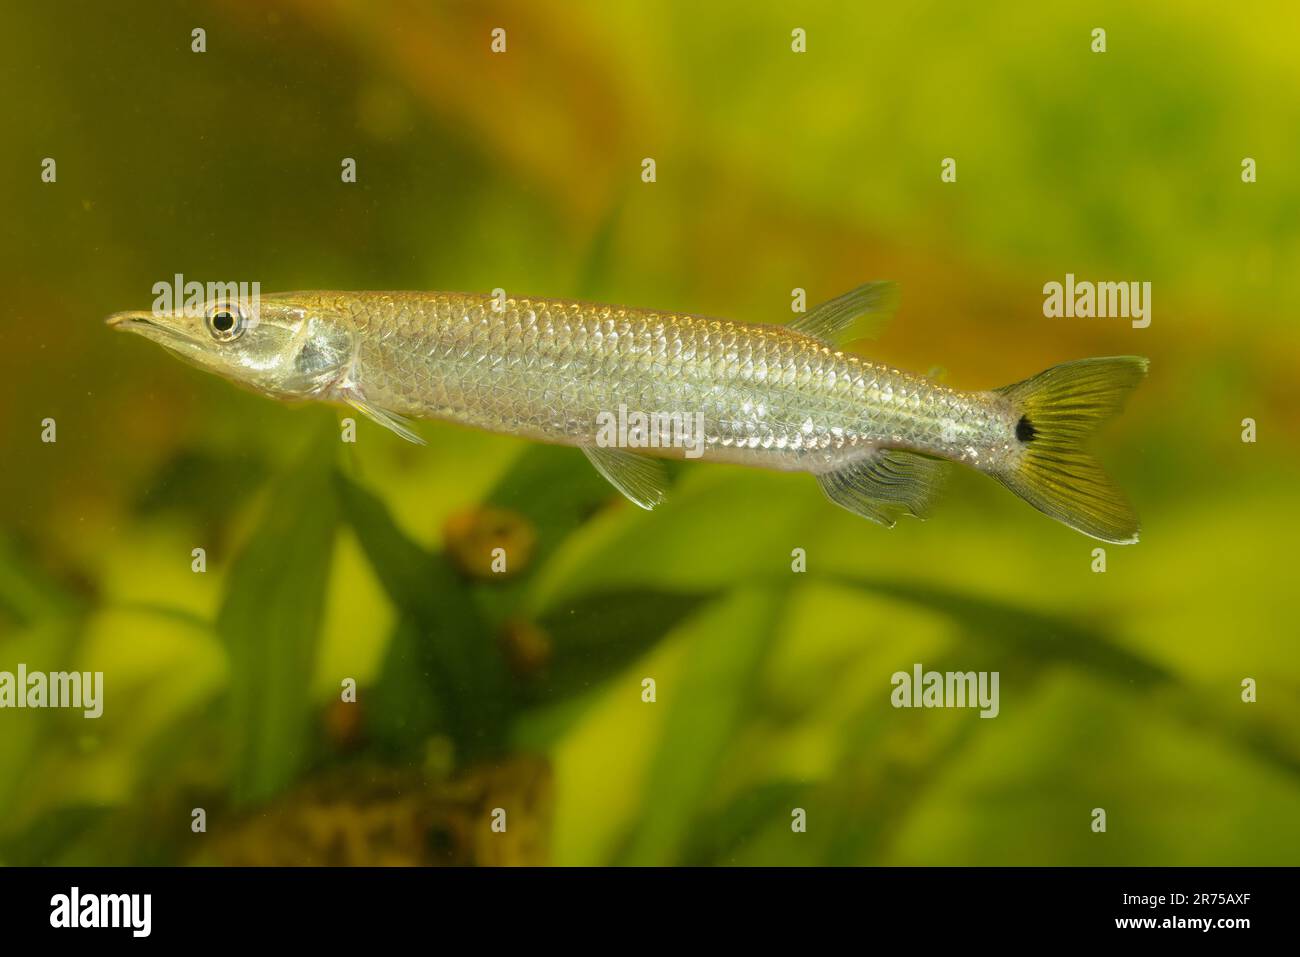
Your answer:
(0, 866), (1281, 942)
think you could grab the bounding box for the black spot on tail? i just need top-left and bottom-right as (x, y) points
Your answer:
(1015, 415), (1037, 443)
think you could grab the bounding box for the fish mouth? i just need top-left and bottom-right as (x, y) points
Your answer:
(105, 311), (194, 342)
(105, 311), (203, 357)
(105, 311), (156, 330)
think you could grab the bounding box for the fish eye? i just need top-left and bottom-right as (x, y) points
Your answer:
(206, 303), (245, 342)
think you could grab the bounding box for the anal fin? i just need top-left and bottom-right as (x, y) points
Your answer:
(581, 446), (669, 510)
(816, 450), (947, 526)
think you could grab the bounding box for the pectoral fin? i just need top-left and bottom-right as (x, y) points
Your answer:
(581, 446), (669, 510)
(816, 449), (946, 526)
(789, 281), (899, 348)
(346, 397), (427, 446)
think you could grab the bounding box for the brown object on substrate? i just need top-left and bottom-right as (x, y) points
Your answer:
(195, 756), (553, 866)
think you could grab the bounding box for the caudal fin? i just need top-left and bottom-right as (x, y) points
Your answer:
(993, 356), (1148, 544)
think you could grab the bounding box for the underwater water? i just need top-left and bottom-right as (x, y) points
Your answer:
(1, 0), (1298, 866)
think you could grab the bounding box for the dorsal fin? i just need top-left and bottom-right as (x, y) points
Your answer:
(788, 281), (899, 348)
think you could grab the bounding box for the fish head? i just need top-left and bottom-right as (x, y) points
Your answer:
(106, 294), (354, 400)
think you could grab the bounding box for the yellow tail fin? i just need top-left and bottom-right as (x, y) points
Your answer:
(994, 356), (1148, 544)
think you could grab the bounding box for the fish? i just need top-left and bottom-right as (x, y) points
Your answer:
(106, 283), (1148, 542)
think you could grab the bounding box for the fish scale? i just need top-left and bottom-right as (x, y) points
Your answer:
(336, 291), (1005, 473)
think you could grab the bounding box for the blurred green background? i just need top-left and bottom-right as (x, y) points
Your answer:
(1, 0), (1298, 865)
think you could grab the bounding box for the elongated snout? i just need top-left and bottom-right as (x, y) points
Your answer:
(105, 311), (155, 330)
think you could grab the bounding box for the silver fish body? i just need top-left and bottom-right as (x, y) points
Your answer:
(108, 284), (1147, 542)
(321, 291), (1016, 474)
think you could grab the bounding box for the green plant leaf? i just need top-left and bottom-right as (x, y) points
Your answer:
(334, 471), (511, 760)
(824, 575), (1171, 686)
(217, 429), (339, 804)
(467, 442), (662, 632)
(529, 588), (715, 703)
(618, 586), (787, 865)
(0, 535), (83, 626)
(680, 779), (813, 865)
